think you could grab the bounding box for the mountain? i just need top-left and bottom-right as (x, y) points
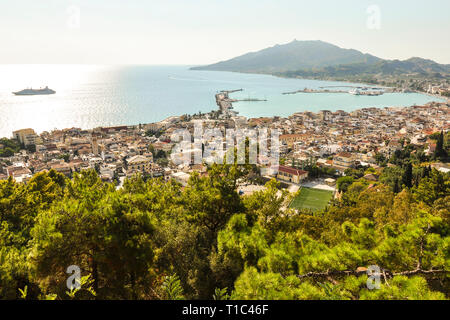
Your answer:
(280, 57), (450, 80)
(401, 57), (450, 74)
(191, 40), (382, 73)
(191, 40), (450, 79)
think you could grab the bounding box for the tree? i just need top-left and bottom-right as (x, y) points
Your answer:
(434, 131), (448, 160)
(29, 176), (156, 299)
(1, 149), (449, 300)
(0, 138), (21, 158)
(26, 144), (36, 153)
(402, 162), (413, 188)
(336, 176), (354, 193)
(375, 153), (387, 166)
(412, 169), (450, 206)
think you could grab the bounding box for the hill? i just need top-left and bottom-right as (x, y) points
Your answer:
(281, 57), (450, 79)
(191, 40), (381, 73)
(192, 40), (450, 80)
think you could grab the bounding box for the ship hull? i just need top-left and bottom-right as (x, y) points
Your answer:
(13, 89), (56, 96)
(13, 92), (56, 96)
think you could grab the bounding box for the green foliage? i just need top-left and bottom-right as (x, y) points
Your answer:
(402, 162), (413, 188)
(359, 276), (446, 300)
(18, 285), (27, 299)
(375, 153), (387, 166)
(0, 138), (21, 157)
(344, 167), (367, 179)
(161, 274), (184, 300)
(58, 153), (70, 163)
(336, 176), (354, 193)
(434, 131), (448, 161)
(0, 151), (448, 300)
(213, 287), (230, 300)
(65, 274), (97, 300)
(412, 170), (450, 206)
(318, 282), (346, 300)
(26, 144), (36, 153)
(146, 129), (164, 138)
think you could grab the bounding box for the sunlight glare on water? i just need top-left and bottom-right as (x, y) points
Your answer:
(0, 65), (444, 138)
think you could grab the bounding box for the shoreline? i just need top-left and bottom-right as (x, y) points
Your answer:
(5, 96), (448, 139)
(2, 67), (447, 137)
(192, 68), (449, 100)
(423, 92), (450, 103)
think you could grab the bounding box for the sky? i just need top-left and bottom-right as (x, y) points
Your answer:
(1, 0), (449, 65)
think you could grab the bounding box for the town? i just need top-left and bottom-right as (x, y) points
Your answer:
(1, 96), (449, 212)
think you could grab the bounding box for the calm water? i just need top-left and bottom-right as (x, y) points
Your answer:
(0, 65), (444, 137)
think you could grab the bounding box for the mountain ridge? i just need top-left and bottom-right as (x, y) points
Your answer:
(191, 40), (450, 79)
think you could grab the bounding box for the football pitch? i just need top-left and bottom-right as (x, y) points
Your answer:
(289, 187), (334, 212)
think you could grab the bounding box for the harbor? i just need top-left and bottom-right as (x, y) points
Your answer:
(282, 87), (385, 96)
(215, 89), (267, 116)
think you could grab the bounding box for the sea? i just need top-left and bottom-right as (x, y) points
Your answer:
(0, 64), (445, 138)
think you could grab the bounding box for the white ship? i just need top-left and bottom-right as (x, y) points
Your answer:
(13, 86), (56, 96)
(349, 88), (384, 96)
(349, 89), (361, 95)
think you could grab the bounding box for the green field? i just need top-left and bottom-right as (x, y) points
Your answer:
(289, 187), (334, 212)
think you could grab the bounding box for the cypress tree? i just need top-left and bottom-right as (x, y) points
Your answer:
(434, 131), (447, 159)
(393, 177), (400, 193)
(402, 162), (413, 188)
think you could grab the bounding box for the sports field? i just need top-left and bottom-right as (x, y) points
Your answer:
(289, 187), (333, 212)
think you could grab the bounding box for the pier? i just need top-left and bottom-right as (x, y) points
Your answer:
(237, 98), (267, 102)
(215, 89), (267, 116)
(220, 89), (243, 94)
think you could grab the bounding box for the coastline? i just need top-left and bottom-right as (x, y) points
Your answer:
(1, 65), (447, 138)
(6, 95), (448, 138)
(423, 92), (450, 103)
(189, 67), (450, 95)
(191, 68), (448, 101)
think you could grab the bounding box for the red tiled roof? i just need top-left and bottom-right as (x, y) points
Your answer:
(278, 165), (308, 176)
(337, 152), (353, 158)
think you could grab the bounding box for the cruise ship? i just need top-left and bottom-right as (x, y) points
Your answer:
(13, 86), (56, 96)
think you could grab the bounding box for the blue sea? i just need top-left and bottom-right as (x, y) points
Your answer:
(0, 65), (444, 137)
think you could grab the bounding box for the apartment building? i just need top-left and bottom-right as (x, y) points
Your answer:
(333, 152), (355, 169)
(126, 155), (152, 175)
(12, 128), (42, 146)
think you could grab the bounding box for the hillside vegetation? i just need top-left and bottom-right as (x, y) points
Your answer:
(1, 143), (449, 300)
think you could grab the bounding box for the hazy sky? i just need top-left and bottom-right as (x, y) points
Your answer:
(1, 0), (449, 65)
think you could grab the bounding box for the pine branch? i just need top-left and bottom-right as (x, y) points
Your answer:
(296, 268), (449, 280)
(393, 269), (448, 276)
(297, 270), (368, 280)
